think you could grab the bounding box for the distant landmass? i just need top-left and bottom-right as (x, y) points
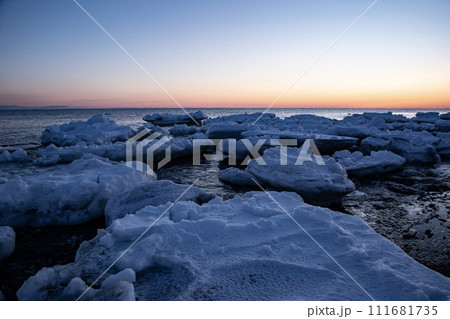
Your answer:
(0, 105), (71, 110)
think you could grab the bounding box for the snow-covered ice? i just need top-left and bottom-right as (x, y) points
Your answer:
(247, 147), (355, 206)
(17, 191), (450, 301)
(0, 150), (14, 163)
(12, 148), (30, 162)
(41, 114), (134, 147)
(218, 167), (259, 186)
(105, 180), (215, 225)
(0, 226), (15, 260)
(0, 149), (30, 163)
(0, 155), (154, 228)
(387, 137), (440, 164)
(334, 151), (406, 177)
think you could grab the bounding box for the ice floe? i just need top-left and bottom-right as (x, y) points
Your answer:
(16, 191), (450, 301)
(333, 150), (406, 177)
(41, 114), (134, 147)
(0, 155), (154, 228)
(246, 147), (355, 206)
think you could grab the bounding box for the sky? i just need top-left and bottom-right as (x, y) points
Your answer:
(0, 0), (449, 109)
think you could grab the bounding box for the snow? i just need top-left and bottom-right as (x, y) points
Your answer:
(104, 180), (215, 225)
(218, 167), (259, 186)
(17, 191), (450, 301)
(41, 114), (134, 147)
(0, 155), (154, 228)
(334, 151), (406, 177)
(143, 111), (207, 126)
(0, 226), (15, 260)
(246, 147), (355, 206)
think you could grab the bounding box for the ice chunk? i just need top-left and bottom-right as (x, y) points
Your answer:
(0, 150), (13, 163)
(412, 112), (440, 124)
(41, 114), (134, 146)
(0, 226), (15, 260)
(219, 167), (259, 186)
(0, 155), (154, 228)
(241, 130), (358, 155)
(387, 137), (440, 164)
(435, 133), (450, 160)
(17, 192), (450, 301)
(435, 120), (450, 132)
(206, 123), (250, 139)
(11, 148), (31, 162)
(101, 268), (136, 288)
(334, 151), (406, 177)
(35, 136), (193, 166)
(104, 180), (215, 225)
(361, 137), (390, 153)
(169, 124), (198, 136)
(247, 147), (355, 205)
(143, 111), (207, 126)
(204, 112), (275, 125)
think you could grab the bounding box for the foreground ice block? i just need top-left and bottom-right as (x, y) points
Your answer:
(0, 155), (154, 228)
(247, 147), (355, 206)
(17, 191), (450, 301)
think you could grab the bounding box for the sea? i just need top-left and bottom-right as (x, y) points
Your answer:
(0, 107), (448, 150)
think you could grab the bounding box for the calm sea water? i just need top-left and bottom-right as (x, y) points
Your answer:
(0, 108), (447, 149)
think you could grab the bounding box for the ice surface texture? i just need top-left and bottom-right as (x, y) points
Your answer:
(17, 191), (450, 301)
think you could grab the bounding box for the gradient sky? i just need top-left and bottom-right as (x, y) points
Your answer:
(0, 0), (449, 108)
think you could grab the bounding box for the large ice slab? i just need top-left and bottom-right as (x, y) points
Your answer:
(246, 147), (355, 205)
(17, 192), (450, 300)
(41, 114), (134, 146)
(334, 151), (406, 177)
(105, 180), (215, 225)
(0, 155), (154, 228)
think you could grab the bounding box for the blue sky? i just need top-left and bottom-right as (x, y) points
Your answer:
(0, 0), (449, 108)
